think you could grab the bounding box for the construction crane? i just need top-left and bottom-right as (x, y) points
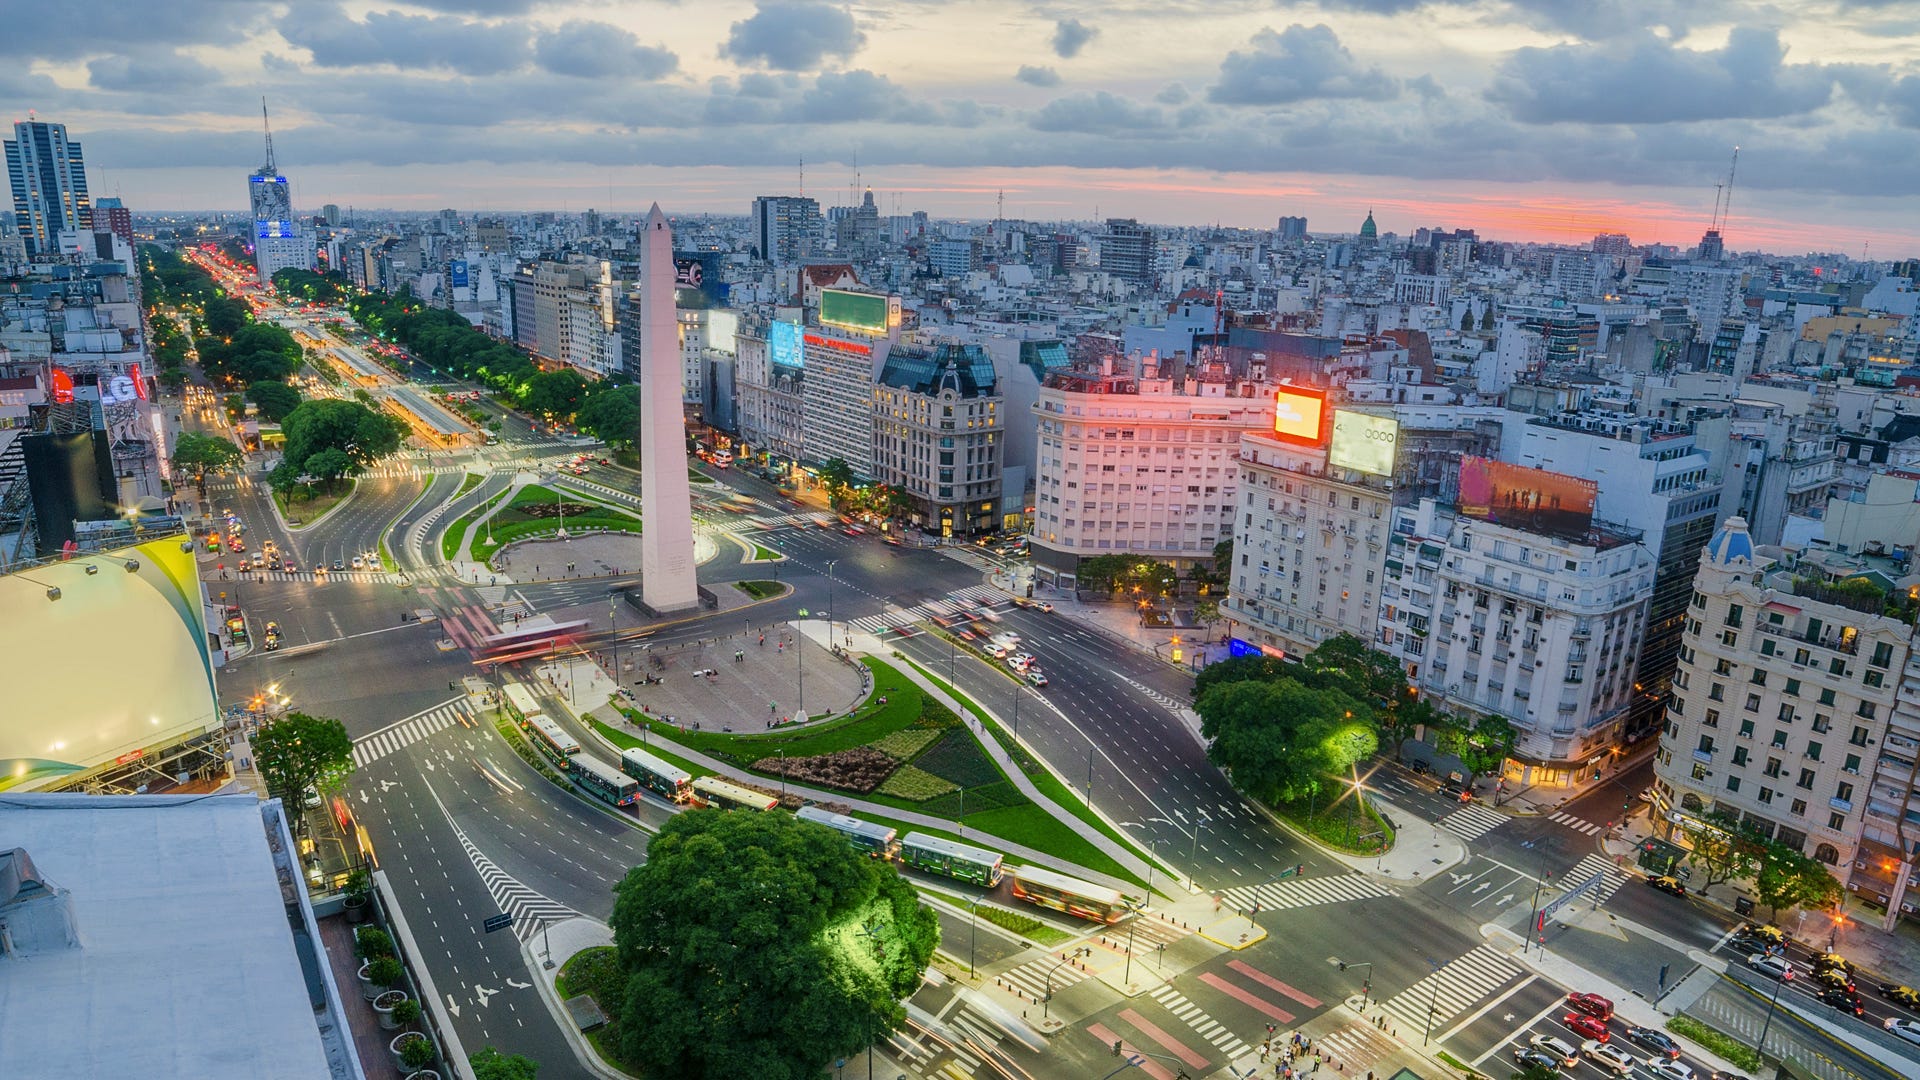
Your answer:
(1709, 146), (1740, 233)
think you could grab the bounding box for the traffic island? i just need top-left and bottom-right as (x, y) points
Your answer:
(1198, 917), (1270, 950)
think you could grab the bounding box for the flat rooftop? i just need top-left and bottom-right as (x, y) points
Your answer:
(0, 793), (333, 1079)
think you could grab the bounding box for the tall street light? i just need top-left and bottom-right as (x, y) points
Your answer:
(825, 559), (839, 650)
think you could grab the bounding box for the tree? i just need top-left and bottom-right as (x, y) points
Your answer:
(577, 384), (640, 449)
(1192, 654), (1295, 701)
(303, 447), (356, 490)
(469, 1047), (539, 1080)
(1679, 811), (1763, 890)
(248, 380), (302, 423)
(1212, 538), (1234, 579)
(1437, 714), (1517, 779)
(1752, 845), (1842, 920)
(1196, 679), (1367, 805)
(276, 398), (406, 488)
(609, 809), (937, 1079)
(817, 457), (857, 499)
(252, 713), (354, 832)
(523, 368), (589, 420)
(171, 432), (245, 491)
(1296, 634), (1411, 735)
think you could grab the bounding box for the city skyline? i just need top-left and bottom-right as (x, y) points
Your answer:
(8, 0), (1920, 253)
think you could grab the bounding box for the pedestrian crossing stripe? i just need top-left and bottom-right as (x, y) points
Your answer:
(1219, 873), (1395, 914)
(937, 1062), (973, 1080)
(234, 570), (398, 583)
(1559, 852), (1633, 905)
(1437, 802), (1509, 842)
(846, 585), (1021, 634)
(1548, 811), (1606, 836)
(1311, 1023), (1399, 1068)
(1112, 912), (1193, 950)
(1147, 984), (1251, 1059)
(995, 953), (1093, 1002)
(1375, 945), (1526, 1043)
(352, 700), (471, 767)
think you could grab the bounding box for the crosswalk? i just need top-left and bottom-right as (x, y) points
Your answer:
(1147, 983), (1253, 1060)
(1548, 810), (1606, 836)
(1310, 1021), (1401, 1073)
(352, 700), (471, 767)
(1110, 911), (1192, 952)
(746, 511), (838, 530)
(847, 584), (1020, 634)
(995, 952), (1094, 1003)
(1556, 852), (1633, 906)
(1437, 802), (1510, 842)
(1375, 944), (1527, 1043)
(1220, 873), (1395, 914)
(237, 569), (396, 583)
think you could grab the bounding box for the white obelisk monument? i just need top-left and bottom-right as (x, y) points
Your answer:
(638, 203), (699, 612)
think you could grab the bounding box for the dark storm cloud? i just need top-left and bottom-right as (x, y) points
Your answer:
(282, 4), (529, 76)
(1209, 25), (1398, 106)
(1016, 65), (1062, 87)
(87, 51), (223, 93)
(1051, 18), (1098, 59)
(534, 20), (678, 79)
(722, 2), (867, 71)
(1030, 91), (1168, 135)
(786, 70), (904, 123)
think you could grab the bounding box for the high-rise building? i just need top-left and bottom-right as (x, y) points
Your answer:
(247, 103), (312, 284)
(1097, 218), (1154, 288)
(1277, 216), (1308, 241)
(873, 342), (1003, 537)
(5, 119), (91, 256)
(321, 203), (340, 226)
(91, 196), (132, 245)
(1592, 233), (1631, 256)
(750, 195), (822, 265)
(1654, 518), (1910, 903)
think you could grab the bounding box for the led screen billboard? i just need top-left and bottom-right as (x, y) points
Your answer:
(820, 288), (889, 333)
(769, 320), (803, 369)
(448, 260), (469, 288)
(1270, 384), (1329, 447)
(707, 310), (739, 355)
(1329, 410), (1399, 475)
(1458, 456), (1598, 538)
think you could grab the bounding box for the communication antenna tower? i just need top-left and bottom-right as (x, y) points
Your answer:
(260, 97), (276, 173)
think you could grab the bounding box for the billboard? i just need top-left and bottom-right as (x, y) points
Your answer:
(673, 251), (725, 304)
(769, 320), (803, 369)
(1458, 456), (1597, 537)
(449, 259), (469, 288)
(1329, 410), (1399, 475)
(249, 174), (295, 239)
(1270, 384), (1329, 447)
(707, 310), (739, 355)
(820, 288), (889, 333)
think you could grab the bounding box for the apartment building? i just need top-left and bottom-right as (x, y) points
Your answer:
(1654, 518), (1912, 891)
(873, 342), (1003, 537)
(1030, 353), (1274, 586)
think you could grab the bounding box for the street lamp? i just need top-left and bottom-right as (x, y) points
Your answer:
(1191, 811), (1209, 864)
(1043, 948), (1092, 1018)
(1754, 967), (1794, 1063)
(825, 560), (839, 650)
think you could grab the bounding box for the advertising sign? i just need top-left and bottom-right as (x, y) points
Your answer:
(448, 259), (470, 288)
(769, 320), (803, 369)
(707, 310), (739, 355)
(1270, 384), (1329, 447)
(1458, 456), (1597, 537)
(820, 288), (890, 333)
(673, 251), (725, 304)
(1329, 410), (1399, 475)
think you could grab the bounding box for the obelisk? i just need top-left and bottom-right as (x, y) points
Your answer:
(638, 203), (699, 612)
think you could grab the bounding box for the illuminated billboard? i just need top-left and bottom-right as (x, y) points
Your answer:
(1458, 456), (1597, 538)
(448, 259), (469, 288)
(249, 175), (295, 239)
(1270, 384), (1329, 447)
(707, 310), (739, 355)
(1329, 410), (1399, 475)
(820, 288), (889, 333)
(769, 320), (803, 369)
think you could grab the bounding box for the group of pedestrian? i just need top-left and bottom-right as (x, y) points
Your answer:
(1256, 1030), (1332, 1079)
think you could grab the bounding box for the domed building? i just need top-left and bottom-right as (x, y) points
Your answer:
(1358, 209), (1378, 245)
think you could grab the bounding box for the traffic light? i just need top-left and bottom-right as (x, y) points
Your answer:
(1112, 1040), (1124, 1057)
(1339, 961), (1347, 971)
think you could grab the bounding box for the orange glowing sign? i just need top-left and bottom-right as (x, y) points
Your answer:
(1271, 385), (1329, 447)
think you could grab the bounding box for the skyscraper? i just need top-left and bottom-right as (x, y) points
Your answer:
(750, 195), (821, 265)
(1097, 218), (1154, 287)
(5, 119), (92, 256)
(248, 101), (313, 284)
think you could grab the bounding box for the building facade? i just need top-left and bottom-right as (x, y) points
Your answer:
(5, 120), (91, 257)
(751, 195), (823, 266)
(874, 342), (1002, 537)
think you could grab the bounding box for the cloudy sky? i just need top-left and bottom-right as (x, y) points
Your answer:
(10, 0), (1920, 252)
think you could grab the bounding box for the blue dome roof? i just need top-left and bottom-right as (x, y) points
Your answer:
(1705, 517), (1754, 566)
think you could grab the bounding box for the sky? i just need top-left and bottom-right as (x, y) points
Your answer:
(9, 0), (1920, 254)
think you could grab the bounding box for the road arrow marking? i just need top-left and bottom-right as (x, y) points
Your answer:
(445, 994), (461, 1018)
(379, 780), (398, 792)
(475, 985), (498, 1007)
(1472, 882), (1491, 894)
(506, 978), (531, 989)
(1497, 893), (1515, 907)
(1450, 873), (1472, 885)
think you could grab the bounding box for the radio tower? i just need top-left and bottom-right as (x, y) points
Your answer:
(260, 97), (277, 173)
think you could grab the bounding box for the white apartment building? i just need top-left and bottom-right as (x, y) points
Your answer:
(1030, 354), (1274, 586)
(1383, 498), (1655, 776)
(1655, 518), (1912, 892)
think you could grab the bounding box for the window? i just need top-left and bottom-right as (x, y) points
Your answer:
(1857, 701), (1878, 720)
(1732, 747), (1749, 767)
(1852, 726), (1870, 746)
(1750, 669), (1767, 686)
(1709, 683), (1726, 702)
(1828, 812), (1847, 830)
(1830, 657), (1847, 677)
(1820, 688), (1836, 706)
(1764, 757), (1782, 778)
(1691, 763), (1709, 781)
(1836, 781), (1854, 802)
(1812, 714), (1831, 734)
(1758, 787), (1774, 805)
(1739, 718), (1755, 739)
(1785, 678), (1801, 696)
(1872, 641), (1894, 668)
(1771, 729), (1788, 749)
(1865, 669), (1884, 689)
(1797, 768), (1816, 790)
(1715, 658), (1735, 676)
(1697, 734), (1716, 754)
(1726, 604), (1744, 628)
(1703, 708), (1720, 728)
(1727, 776), (1742, 793)
(1777, 703), (1795, 723)
(1791, 798), (1808, 816)
(1843, 753), (1861, 773)
(1746, 693), (1762, 713)
(1722, 630), (1739, 647)
(1806, 741), (1822, 762)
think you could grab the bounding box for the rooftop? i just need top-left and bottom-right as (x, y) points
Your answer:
(0, 794), (335, 1079)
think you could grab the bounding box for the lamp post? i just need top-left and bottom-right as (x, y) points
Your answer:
(1421, 956), (1443, 1045)
(1043, 948), (1092, 1018)
(1339, 960), (1375, 1011)
(1192, 811), (1209, 864)
(825, 560), (838, 650)
(1754, 968), (1794, 1063)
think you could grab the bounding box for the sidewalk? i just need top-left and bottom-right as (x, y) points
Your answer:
(1494, 745), (1659, 818)
(1305, 795), (1467, 885)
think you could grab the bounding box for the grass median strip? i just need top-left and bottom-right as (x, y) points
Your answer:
(441, 488), (508, 562)
(1665, 1015), (1763, 1073)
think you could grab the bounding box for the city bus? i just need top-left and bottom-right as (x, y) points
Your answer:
(568, 754), (640, 808)
(898, 832), (1004, 888)
(619, 746), (693, 804)
(692, 775), (779, 811)
(1009, 865), (1129, 924)
(501, 682), (542, 723)
(797, 806), (900, 858)
(524, 713), (580, 766)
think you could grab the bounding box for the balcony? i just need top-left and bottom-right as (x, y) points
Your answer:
(1692, 748), (1715, 764)
(1830, 796), (1854, 813)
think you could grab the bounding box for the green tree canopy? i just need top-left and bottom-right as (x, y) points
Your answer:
(817, 457), (857, 501)
(1752, 844), (1843, 920)
(1196, 678), (1368, 805)
(522, 368), (589, 420)
(171, 432), (246, 485)
(469, 1047), (538, 1080)
(1192, 654), (1296, 701)
(252, 713), (354, 831)
(1435, 713), (1518, 779)
(278, 398), (406, 477)
(303, 447), (355, 487)
(609, 809), (937, 1080)
(577, 384), (640, 449)
(1680, 811), (1764, 890)
(247, 380), (303, 423)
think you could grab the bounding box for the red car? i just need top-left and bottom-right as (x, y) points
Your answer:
(1564, 1013), (1610, 1042)
(1567, 992), (1615, 1021)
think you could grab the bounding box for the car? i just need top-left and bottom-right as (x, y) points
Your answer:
(1811, 967), (1855, 993)
(1582, 1042), (1635, 1076)
(1879, 983), (1920, 1011)
(1644, 1060), (1695, 1080)
(985, 644), (1009, 659)
(1567, 992), (1614, 1020)
(1624, 1026), (1680, 1059)
(1441, 777), (1470, 798)
(842, 526), (864, 537)
(314, 563), (328, 575)
(331, 559), (345, 572)
(1648, 875), (1688, 897)
(1746, 953), (1793, 980)
(283, 559), (297, 573)
(1811, 952), (1852, 975)
(1511, 1047), (1563, 1073)
(1886, 1017), (1920, 1047)
(264, 621), (280, 636)
(262, 633), (280, 652)
(1409, 759), (1434, 776)
(1527, 1034), (1580, 1067)
(883, 536), (902, 546)
(1819, 987), (1864, 1016)
(1563, 1013), (1610, 1042)
(351, 555), (365, 570)
(1735, 923), (1786, 948)
(1025, 670), (1049, 687)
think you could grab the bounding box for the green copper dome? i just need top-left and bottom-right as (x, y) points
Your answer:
(1359, 209), (1377, 239)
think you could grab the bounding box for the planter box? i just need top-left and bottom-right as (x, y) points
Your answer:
(357, 961), (381, 1001)
(389, 1033), (429, 1075)
(374, 990), (407, 1031)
